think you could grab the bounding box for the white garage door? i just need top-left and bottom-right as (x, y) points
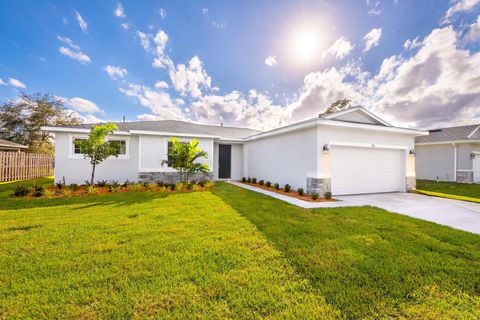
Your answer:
(330, 146), (405, 195)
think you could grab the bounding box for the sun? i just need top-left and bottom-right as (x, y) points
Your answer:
(290, 29), (320, 63)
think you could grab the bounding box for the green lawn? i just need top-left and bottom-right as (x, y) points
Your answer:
(417, 179), (480, 200)
(1, 179), (480, 319)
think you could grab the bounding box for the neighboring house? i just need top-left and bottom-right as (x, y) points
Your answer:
(42, 107), (427, 196)
(415, 124), (480, 183)
(0, 139), (28, 152)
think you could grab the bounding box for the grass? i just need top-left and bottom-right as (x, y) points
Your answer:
(1, 179), (480, 319)
(213, 183), (480, 319)
(417, 179), (480, 200)
(0, 178), (337, 319)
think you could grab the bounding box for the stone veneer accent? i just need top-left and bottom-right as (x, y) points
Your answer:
(138, 172), (214, 184)
(306, 177), (331, 196)
(406, 176), (416, 191)
(456, 171), (473, 183)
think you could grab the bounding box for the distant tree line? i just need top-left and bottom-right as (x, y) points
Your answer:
(0, 93), (82, 154)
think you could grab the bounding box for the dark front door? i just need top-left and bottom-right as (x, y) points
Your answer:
(218, 144), (231, 179)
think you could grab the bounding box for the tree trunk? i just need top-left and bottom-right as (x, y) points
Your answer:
(91, 163), (96, 185)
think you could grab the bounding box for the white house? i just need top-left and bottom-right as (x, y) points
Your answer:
(415, 124), (480, 183)
(42, 107), (428, 196)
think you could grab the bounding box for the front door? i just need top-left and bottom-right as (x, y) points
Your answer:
(218, 144), (231, 179)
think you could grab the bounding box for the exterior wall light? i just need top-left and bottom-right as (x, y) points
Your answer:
(471, 153), (476, 159)
(323, 144), (330, 153)
(409, 149), (416, 156)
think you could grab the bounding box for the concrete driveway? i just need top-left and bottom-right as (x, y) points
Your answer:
(336, 193), (480, 235)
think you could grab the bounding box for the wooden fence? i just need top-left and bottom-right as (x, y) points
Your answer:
(0, 152), (54, 182)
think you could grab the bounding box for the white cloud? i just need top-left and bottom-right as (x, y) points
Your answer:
(152, 30), (173, 69)
(265, 55), (278, 66)
(366, 0), (381, 15)
(159, 8), (167, 19)
(466, 15), (480, 42)
(114, 3), (126, 18)
(169, 56), (212, 98)
(62, 97), (103, 114)
(75, 11), (88, 33)
(120, 83), (185, 120)
(8, 78), (26, 89)
(103, 65), (128, 80)
(201, 7), (226, 29)
(62, 17), (68, 26)
(363, 28), (382, 52)
(136, 31), (151, 51)
(0, 78), (6, 86)
(155, 81), (169, 89)
(444, 0), (480, 23)
(136, 113), (163, 121)
(66, 109), (104, 123)
(121, 23), (130, 30)
(327, 37), (354, 59)
(403, 36), (421, 50)
(57, 36), (91, 64)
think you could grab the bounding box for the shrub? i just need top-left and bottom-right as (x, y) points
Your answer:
(204, 181), (215, 190)
(242, 177), (247, 182)
(252, 178), (257, 184)
(324, 191), (332, 199)
(83, 180), (92, 187)
(96, 180), (108, 187)
(311, 192), (319, 200)
(147, 183), (157, 191)
(122, 179), (132, 188)
(62, 188), (73, 197)
(55, 181), (64, 189)
(274, 183), (280, 190)
(85, 185), (97, 195)
(43, 189), (55, 197)
(284, 184), (291, 192)
(192, 184), (203, 192)
(69, 183), (78, 191)
(266, 181), (271, 187)
(109, 185), (120, 193)
(197, 181), (206, 187)
(259, 180), (264, 186)
(13, 185), (30, 197)
(297, 187), (304, 196)
(156, 181), (165, 187)
(247, 177), (251, 183)
(127, 184), (144, 192)
(158, 186), (168, 192)
(174, 182), (188, 192)
(32, 189), (44, 197)
(110, 181), (120, 188)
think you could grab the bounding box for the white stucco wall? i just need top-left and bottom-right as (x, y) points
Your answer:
(213, 143), (243, 180)
(243, 127), (318, 190)
(139, 135), (214, 173)
(415, 144), (455, 181)
(54, 132), (139, 184)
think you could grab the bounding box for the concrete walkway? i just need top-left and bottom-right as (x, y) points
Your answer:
(228, 181), (480, 235)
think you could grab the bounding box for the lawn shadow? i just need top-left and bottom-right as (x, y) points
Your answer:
(0, 191), (170, 211)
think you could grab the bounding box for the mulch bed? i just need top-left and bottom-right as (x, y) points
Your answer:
(242, 182), (336, 203)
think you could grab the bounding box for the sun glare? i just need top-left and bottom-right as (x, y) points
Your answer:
(290, 28), (320, 64)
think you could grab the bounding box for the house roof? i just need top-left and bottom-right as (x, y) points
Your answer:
(0, 139), (28, 149)
(415, 124), (480, 144)
(51, 120), (261, 140)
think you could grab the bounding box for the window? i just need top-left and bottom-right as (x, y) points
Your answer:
(109, 140), (127, 155)
(167, 141), (174, 167)
(73, 138), (87, 154)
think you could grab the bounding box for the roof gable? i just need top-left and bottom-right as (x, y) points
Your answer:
(322, 107), (391, 126)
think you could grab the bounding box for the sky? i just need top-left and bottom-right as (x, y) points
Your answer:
(0, 0), (480, 130)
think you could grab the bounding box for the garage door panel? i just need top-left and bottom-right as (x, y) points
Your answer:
(331, 146), (405, 195)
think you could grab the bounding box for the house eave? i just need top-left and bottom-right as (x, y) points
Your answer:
(415, 140), (480, 146)
(41, 126), (131, 135)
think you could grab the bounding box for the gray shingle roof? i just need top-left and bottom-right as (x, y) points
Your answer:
(56, 120), (261, 140)
(415, 124), (480, 143)
(0, 139), (28, 149)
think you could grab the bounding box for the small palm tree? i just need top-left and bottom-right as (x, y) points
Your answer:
(162, 137), (210, 183)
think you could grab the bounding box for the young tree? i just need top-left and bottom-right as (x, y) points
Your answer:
(77, 123), (120, 185)
(0, 93), (81, 154)
(319, 98), (352, 117)
(162, 138), (210, 184)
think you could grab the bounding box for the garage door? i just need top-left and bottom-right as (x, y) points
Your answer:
(330, 146), (405, 195)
